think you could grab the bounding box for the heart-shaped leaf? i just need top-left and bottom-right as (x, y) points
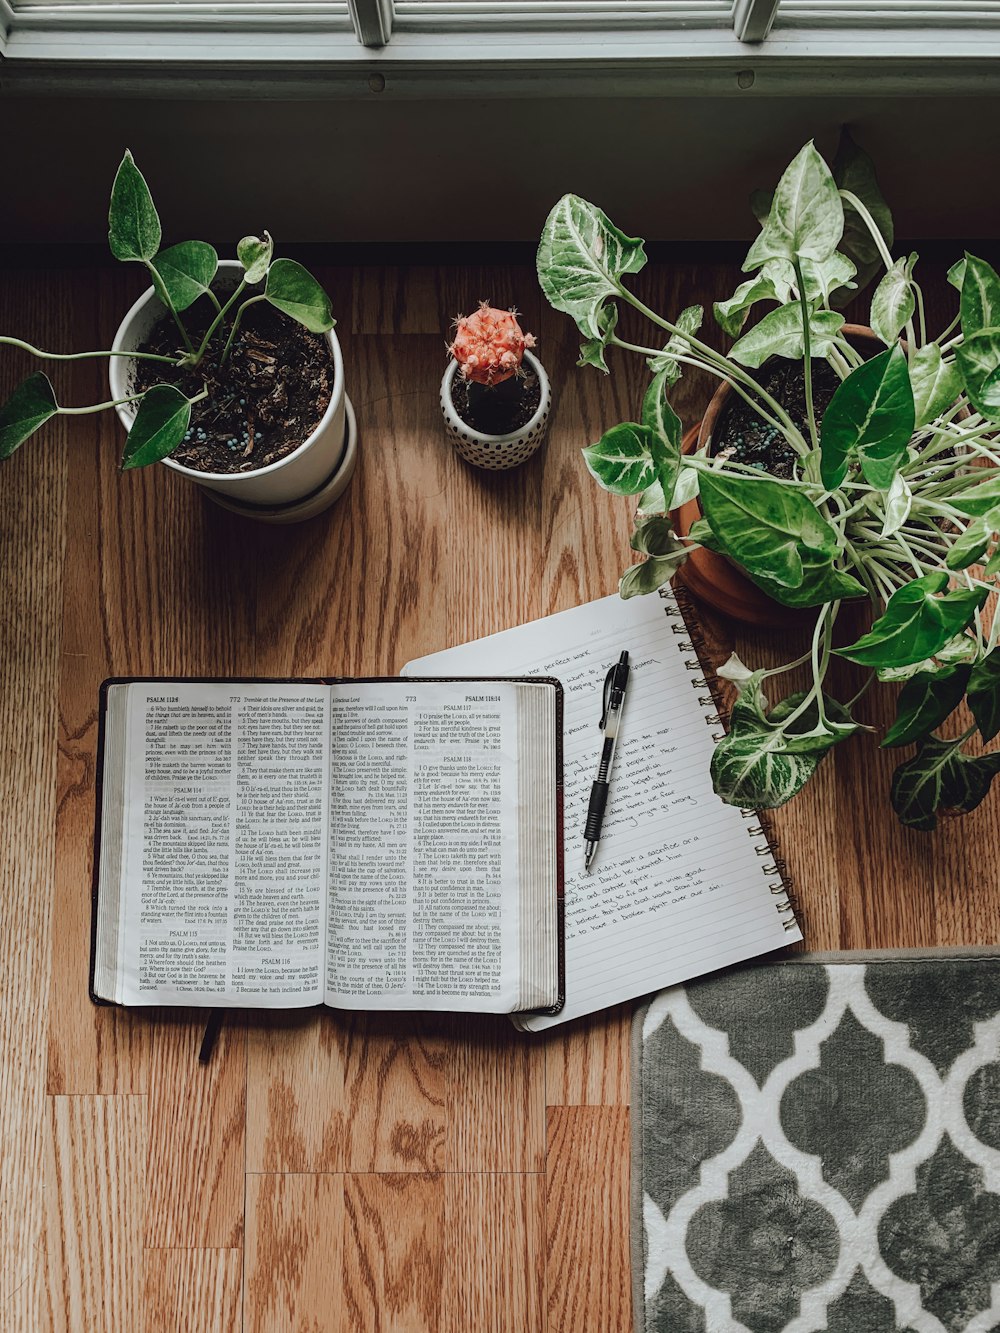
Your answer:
(641, 369), (682, 508)
(832, 128), (895, 290)
(870, 254), (916, 346)
(948, 258), (967, 291)
(729, 303), (844, 369)
(909, 344), (962, 429)
(264, 259), (335, 333)
(714, 274), (779, 338)
(949, 475), (1000, 518)
(619, 515), (687, 598)
(108, 150), (161, 264)
(121, 384), (191, 470)
(748, 550), (866, 609)
(582, 422), (654, 496)
(819, 344), (914, 490)
(150, 241), (219, 313)
(0, 373), (58, 459)
(882, 663), (972, 748)
(238, 231), (273, 285)
(956, 330), (1000, 421)
(646, 305), (703, 385)
(697, 471), (838, 589)
(761, 252), (857, 309)
(837, 571), (988, 668)
(945, 509), (1000, 571)
(537, 194), (646, 340)
(578, 303), (618, 374)
(968, 649), (1000, 742)
(960, 253), (1000, 337)
(880, 472), (912, 538)
(744, 142), (844, 269)
(891, 738), (1000, 831)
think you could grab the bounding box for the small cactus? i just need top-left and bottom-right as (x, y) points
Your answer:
(448, 302), (537, 387)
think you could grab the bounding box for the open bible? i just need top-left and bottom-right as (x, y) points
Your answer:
(91, 677), (564, 1017)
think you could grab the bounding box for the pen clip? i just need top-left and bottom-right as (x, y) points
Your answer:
(600, 665), (617, 729)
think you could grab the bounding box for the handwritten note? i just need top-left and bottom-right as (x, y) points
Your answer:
(404, 592), (800, 1030)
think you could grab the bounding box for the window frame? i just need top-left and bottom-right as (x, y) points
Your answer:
(2, 0), (999, 95)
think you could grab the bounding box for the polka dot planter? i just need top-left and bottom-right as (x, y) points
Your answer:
(440, 351), (551, 471)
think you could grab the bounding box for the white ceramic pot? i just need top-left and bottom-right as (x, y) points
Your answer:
(110, 260), (348, 506)
(440, 350), (551, 471)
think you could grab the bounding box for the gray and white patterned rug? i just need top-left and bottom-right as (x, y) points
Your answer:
(632, 951), (1000, 1333)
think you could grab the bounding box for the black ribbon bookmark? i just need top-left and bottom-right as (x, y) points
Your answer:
(198, 1009), (224, 1063)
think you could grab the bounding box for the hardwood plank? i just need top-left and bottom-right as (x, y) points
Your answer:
(144, 1016), (247, 1249)
(41, 1094), (146, 1333)
(342, 1173), (445, 1333)
(442, 1173), (545, 1333)
(244, 1173), (344, 1333)
(543, 1005), (632, 1108)
(546, 1106), (631, 1333)
(143, 1248), (242, 1333)
(0, 267), (69, 1327)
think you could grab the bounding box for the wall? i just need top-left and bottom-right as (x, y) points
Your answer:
(0, 92), (997, 245)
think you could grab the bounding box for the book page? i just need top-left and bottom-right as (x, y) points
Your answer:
(114, 682), (330, 1007)
(324, 681), (522, 1012)
(404, 593), (801, 1031)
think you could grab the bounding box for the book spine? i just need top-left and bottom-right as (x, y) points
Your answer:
(659, 586), (800, 935)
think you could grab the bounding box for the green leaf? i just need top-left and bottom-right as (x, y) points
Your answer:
(870, 255), (916, 346)
(646, 305), (703, 384)
(882, 663), (972, 748)
(748, 551), (866, 609)
(968, 649), (1000, 742)
(819, 345), (915, 490)
(956, 330), (1000, 421)
(714, 274), (779, 338)
(264, 260), (335, 334)
(108, 150), (161, 264)
(671, 464), (701, 509)
(837, 572), (989, 668)
(960, 253), (1000, 338)
(150, 241), (219, 314)
(581, 422), (654, 496)
(750, 189), (773, 224)
(537, 194), (647, 341)
(832, 128), (895, 290)
(945, 510), (1000, 571)
(949, 475), (1000, 518)
(729, 303), (845, 370)
(697, 470), (838, 588)
(909, 344), (962, 430)
(937, 633), (980, 665)
(121, 385), (191, 470)
(987, 548), (1000, 577)
(641, 369), (683, 508)
(744, 142), (844, 269)
(880, 472), (912, 539)
(891, 738), (1000, 831)
(0, 373), (58, 459)
(710, 678), (857, 809)
(762, 252), (858, 309)
(577, 303), (618, 374)
(237, 231), (273, 285)
(619, 516), (687, 598)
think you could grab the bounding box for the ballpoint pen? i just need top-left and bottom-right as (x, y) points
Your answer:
(584, 650), (630, 873)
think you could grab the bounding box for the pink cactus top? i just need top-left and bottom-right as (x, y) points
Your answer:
(448, 303), (537, 387)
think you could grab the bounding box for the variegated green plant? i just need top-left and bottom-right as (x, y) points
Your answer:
(0, 151), (335, 470)
(537, 130), (1000, 831)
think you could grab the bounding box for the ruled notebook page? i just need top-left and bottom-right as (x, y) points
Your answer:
(403, 592), (800, 1030)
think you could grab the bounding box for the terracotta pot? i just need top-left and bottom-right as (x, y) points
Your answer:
(671, 324), (881, 629)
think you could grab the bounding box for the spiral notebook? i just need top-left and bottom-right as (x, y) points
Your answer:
(404, 589), (800, 1031)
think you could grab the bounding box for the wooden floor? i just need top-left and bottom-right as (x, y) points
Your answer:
(3, 249), (999, 1332)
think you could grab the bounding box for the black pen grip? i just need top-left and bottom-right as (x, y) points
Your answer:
(584, 781), (610, 841)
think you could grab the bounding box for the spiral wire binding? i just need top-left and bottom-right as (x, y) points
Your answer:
(659, 584), (801, 934)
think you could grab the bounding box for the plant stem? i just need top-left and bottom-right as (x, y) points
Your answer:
(220, 294), (266, 365)
(57, 393), (145, 415)
(0, 336), (180, 366)
(913, 281), (928, 347)
(839, 189), (895, 273)
(793, 258), (820, 457)
(144, 261), (194, 355)
(683, 456), (818, 490)
(189, 280), (248, 366)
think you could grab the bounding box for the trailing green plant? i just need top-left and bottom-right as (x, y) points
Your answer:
(536, 130), (1000, 831)
(0, 151), (335, 470)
